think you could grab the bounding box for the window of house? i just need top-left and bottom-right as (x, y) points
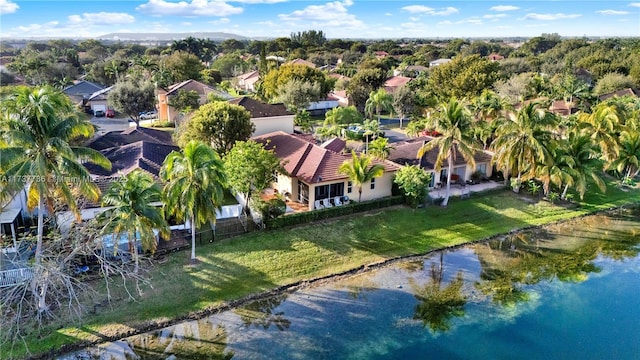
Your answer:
(347, 181), (352, 193)
(370, 178), (376, 190)
(477, 164), (487, 175)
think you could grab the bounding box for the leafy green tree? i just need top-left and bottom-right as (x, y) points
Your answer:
(610, 130), (640, 179)
(393, 85), (415, 129)
(0, 85), (110, 315)
(168, 89), (201, 114)
(324, 106), (363, 126)
(593, 72), (638, 95)
(347, 68), (387, 113)
(223, 140), (282, 213)
(425, 55), (499, 100)
(161, 51), (205, 83)
(418, 98), (477, 206)
(161, 140), (227, 263)
(365, 88), (393, 124)
(559, 132), (606, 199)
(178, 102), (254, 155)
(212, 53), (248, 79)
(275, 79), (322, 113)
(393, 165), (432, 207)
(491, 102), (557, 187)
(108, 80), (156, 126)
(368, 137), (394, 160)
(260, 64), (334, 101)
(99, 170), (170, 273)
(338, 152), (385, 202)
(577, 103), (621, 163)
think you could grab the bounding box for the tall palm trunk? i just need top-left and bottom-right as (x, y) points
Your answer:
(130, 232), (140, 274)
(561, 184), (570, 200)
(442, 153), (453, 207)
(33, 192), (48, 314)
(191, 215), (197, 263)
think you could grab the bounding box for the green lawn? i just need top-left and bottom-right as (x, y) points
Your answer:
(4, 179), (640, 359)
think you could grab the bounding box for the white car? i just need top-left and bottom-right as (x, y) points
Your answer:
(140, 111), (158, 120)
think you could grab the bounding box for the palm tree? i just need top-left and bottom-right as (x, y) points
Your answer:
(609, 130), (640, 180)
(338, 152), (385, 202)
(417, 98), (477, 207)
(561, 132), (606, 200)
(99, 170), (170, 273)
(578, 103), (621, 164)
(0, 85), (111, 314)
(160, 140), (226, 264)
(368, 137), (394, 160)
(491, 102), (557, 188)
(364, 88), (392, 125)
(534, 141), (574, 197)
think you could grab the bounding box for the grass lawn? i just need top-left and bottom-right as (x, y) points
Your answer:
(4, 179), (640, 359)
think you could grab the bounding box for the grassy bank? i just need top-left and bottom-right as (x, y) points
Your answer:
(5, 180), (640, 359)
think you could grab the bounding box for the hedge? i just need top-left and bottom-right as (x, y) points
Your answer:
(265, 196), (404, 230)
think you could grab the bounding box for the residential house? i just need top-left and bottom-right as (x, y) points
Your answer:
(307, 94), (340, 115)
(393, 65), (428, 77)
(383, 76), (412, 94)
(86, 86), (114, 113)
(285, 58), (316, 68)
(253, 131), (400, 211)
(388, 137), (493, 188)
(330, 90), (350, 107)
(63, 80), (105, 107)
(328, 73), (351, 83)
(487, 53), (505, 61)
(236, 70), (260, 93)
(229, 97), (294, 136)
(598, 88), (637, 101)
(429, 58), (452, 67)
(157, 79), (233, 122)
(374, 51), (389, 59)
(549, 100), (576, 116)
(85, 126), (174, 151)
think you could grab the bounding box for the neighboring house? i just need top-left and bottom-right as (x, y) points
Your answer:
(236, 70), (260, 93)
(374, 51), (389, 59)
(393, 65), (428, 77)
(383, 76), (412, 94)
(63, 80), (105, 106)
(487, 53), (505, 61)
(285, 58), (316, 68)
(86, 86), (114, 113)
(228, 97), (294, 136)
(429, 58), (452, 67)
(549, 100), (576, 116)
(307, 94), (340, 115)
(253, 131), (400, 211)
(328, 73), (351, 82)
(85, 126), (174, 151)
(330, 90), (350, 107)
(598, 88), (637, 101)
(158, 79), (233, 122)
(388, 137), (493, 188)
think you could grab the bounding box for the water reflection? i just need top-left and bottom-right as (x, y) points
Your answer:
(235, 294), (291, 331)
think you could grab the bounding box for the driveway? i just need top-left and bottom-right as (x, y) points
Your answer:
(90, 116), (131, 134)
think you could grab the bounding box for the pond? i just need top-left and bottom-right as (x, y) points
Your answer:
(60, 212), (640, 359)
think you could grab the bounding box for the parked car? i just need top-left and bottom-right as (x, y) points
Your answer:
(94, 110), (105, 117)
(105, 109), (115, 118)
(140, 111), (158, 120)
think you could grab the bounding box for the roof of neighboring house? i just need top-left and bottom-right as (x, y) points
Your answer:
(166, 79), (212, 96)
(388, 138), (492, 170)
(374, 51), (389, 57)
(63, 80), (105, 98)
(253, 131), (398, 184)
(86, 127), (174, 151)
(429, 58), (452, 66)
(487, 53), (505, 61)
(331, 90), (348, 100)
(384, 76), (412, 90)
(237, 70), (260, 81)
(285, 58), (316, 68)
(405, 65), (428, 72)
(321, 137), (346, 153)
(549, 100), (576, 116)
(228, 97), (292, 118)
(88, 85), (114, 101)
(598, 88), (637, 101)
(85, 141), (179, 178)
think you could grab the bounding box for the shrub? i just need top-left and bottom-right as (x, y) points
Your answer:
(150, 121), (176, 128)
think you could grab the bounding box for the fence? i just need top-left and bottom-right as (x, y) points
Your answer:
(0, 267), (33, 288)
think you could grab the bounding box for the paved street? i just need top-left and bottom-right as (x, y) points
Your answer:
(90, 116), (131, 134)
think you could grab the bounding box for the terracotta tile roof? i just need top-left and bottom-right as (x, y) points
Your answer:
(321, 137), (346, 153)
(228, 97), (292, 118)
(285, 59), (316, 68)
(598, 88), (637, 101)
(86, 127), (175, 150)
(85, 141), (179, 179)
(253, 131), (398, 184)
(166, 79), (212, 96)
(237, 70), (260, 80)
(388, 138), (492, 170)
(549, 100), (576, 116)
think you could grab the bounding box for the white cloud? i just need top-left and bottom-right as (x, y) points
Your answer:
(385, 12), (392, 16)
(181, 21), (193, 26)
(483, 13), (507, 19)
(0, 0), (18, 14)
(597, 10), (629, 15)
(490, 5), (519, 12)
(438, 17), (482, 26)
(210, 17), (231, 24)
(401, 5), (458, 16)
(278, 0), (364, 28)
(68, 12), (135, 25)
(16, 21), (59, 32)
(409, 16), (419, 21)
(629, 2), (640, 7)
(230, 0), (286, 3)
(523, 13), (581, 20)
(136, 0), (243, 17)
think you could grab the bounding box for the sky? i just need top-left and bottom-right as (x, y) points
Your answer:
(0, 0), (639, 39)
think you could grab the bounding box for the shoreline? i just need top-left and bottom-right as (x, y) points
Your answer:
(36, 201), (639, 360)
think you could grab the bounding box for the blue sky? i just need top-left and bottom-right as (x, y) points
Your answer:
(1, 0), (639, 39)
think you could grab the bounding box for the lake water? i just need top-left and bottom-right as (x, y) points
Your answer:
(60, 212), (640, 359)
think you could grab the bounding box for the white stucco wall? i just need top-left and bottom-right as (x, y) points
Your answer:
(252, 115), (295, 136)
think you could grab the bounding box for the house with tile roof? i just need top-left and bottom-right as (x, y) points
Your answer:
(383, 76), (412, 94)
(253, 131), (400, 210)
(157, 79), (233, 122)
(85, 127), (174, 151)
(598, 88), (637, 101)
(285, 58), (316, 68)
(86, 85), (114, 113)
(429, 58), (452, 67)
(388, 137), (493, 187)
(229, 97), (295, 136)
(236, 70), (260, 93)
(63, 80), (106, 106)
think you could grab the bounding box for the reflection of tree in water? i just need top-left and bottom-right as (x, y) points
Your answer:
(129, 322), (234, 360)
(411, 253), (466, 332)
(235, 294), (291, 331)
(474, 214), (640, 307)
